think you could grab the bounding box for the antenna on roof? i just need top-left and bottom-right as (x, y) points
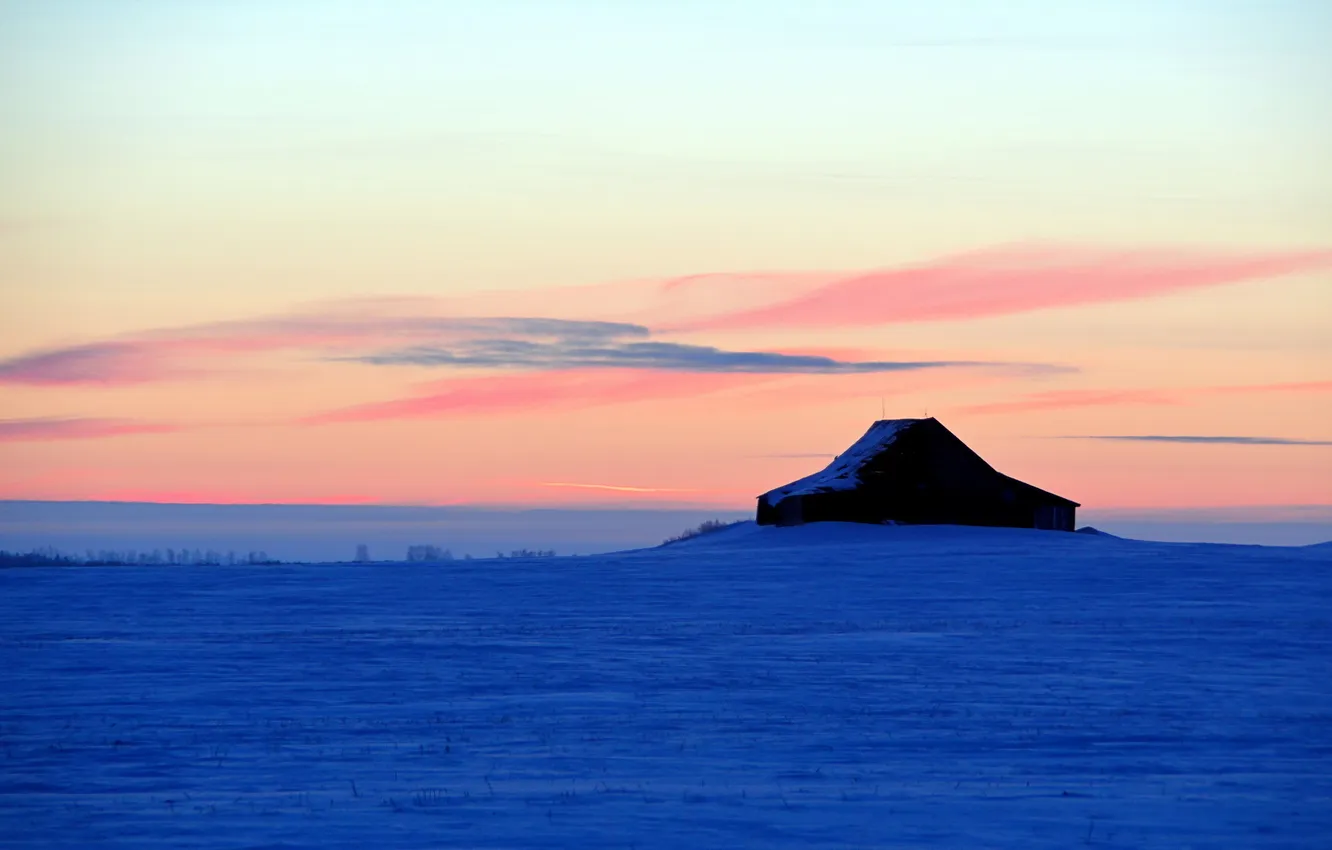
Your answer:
(880, 397), (885, 419)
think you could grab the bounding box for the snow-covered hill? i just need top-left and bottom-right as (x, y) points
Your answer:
(2, 524), (1328, 848)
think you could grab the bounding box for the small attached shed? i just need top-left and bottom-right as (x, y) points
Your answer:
(757, 418), (1079, 531)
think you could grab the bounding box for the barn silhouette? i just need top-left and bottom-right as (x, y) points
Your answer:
(757, 418), (1078, 530)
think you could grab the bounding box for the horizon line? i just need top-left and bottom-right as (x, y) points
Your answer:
(2, 498), (1331, 515)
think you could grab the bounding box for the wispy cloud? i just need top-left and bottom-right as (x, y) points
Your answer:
(350, 337), (990, 374)
(0, 417), (181, 442)
(677, 245), (1332, 331)
(305, 355), (1060, 425)
(538, 482), (701, 493)
(958, 388), (1182, 415)
(958, 380), (1332, 415)
(1073, 435), (1332, 446)
(0, 306), (1011, 386)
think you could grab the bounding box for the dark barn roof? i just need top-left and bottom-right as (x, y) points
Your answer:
(757, 418), (1079, 530)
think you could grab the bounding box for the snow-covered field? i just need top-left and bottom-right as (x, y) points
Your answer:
(2, 523), (1329, 848)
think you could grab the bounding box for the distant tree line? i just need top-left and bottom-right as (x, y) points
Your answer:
(405, 545), (556, 561)
(406, 544), (453, 562)
(350, 544), (557, 563)
(1, 542), (574, 567)
(0, 546), (281, 567)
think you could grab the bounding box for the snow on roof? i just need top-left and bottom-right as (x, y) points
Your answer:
(762, 419), (922, 502)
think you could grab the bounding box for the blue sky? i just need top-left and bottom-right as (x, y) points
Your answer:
(4, 0), (1328, 212)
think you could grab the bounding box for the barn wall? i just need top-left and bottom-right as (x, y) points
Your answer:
(1033, 505), (1076, 531)
(776, 496), (804, 526)
(769, 477), (1076, 530)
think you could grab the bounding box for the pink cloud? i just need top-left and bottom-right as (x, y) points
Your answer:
(302, 369), (770, 424)
(679, 245), (1332, 331)
(0, 417), (182, 442)
(957, 379), (1332, 415)
(8, 243), (1326, 388)
(306, 361), (1020, 424)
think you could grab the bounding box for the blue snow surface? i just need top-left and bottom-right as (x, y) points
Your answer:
(2, 522), (1330, 849)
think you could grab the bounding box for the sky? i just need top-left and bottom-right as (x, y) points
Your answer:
(1, 0), (1329, 519)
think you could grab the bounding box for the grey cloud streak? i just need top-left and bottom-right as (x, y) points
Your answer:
(1073, 435), (1332, 446)
(0, 316), (647, 385)
(348, 339), (1003, 375)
